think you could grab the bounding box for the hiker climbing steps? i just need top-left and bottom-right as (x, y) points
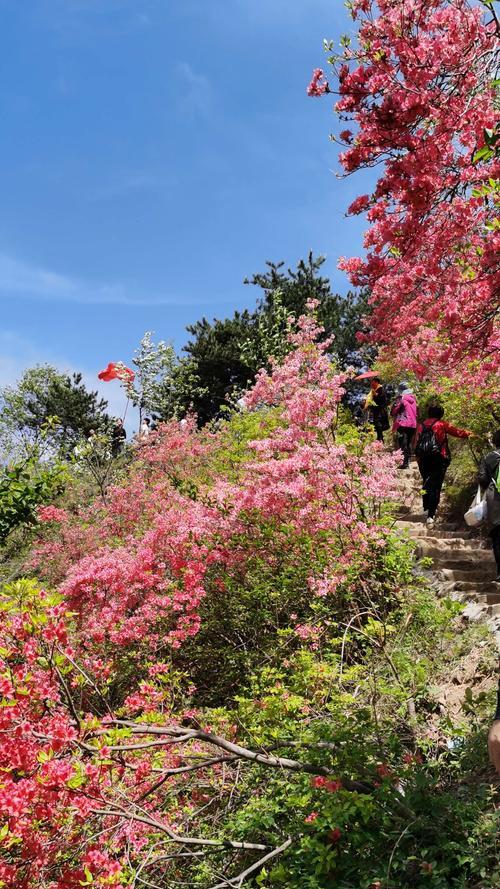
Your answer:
(396, 463), (500, 640)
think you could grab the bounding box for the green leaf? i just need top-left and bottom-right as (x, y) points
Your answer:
(79, 867), (94, 886)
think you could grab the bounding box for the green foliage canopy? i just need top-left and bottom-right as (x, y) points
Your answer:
(0, 365), (109, 458)
(163, 254), (371, 425)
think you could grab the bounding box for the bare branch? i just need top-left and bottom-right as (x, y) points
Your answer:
(108, 719), (368, 792)
(135, 755), (237, 803)
(207, 837), (293, 889)
(103, 720), (415, 819)
(92, 808), (272, 851)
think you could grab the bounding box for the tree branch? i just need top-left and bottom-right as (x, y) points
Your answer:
(91, 807), (272, 851)
(207, 837), (293, 889)
(108, 720), (370, 793)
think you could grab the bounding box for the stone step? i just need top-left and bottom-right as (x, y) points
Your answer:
(439, 567), (496, 583)
(477, 591), (500, 605)
(397, 525), (473, 541)
(398, 512), (433, 522)
(394, 516), (475, 540)
(451, 581), (500, 595)
(397, 508), (423, 519)
(395, 475), (500, 640)
(416, 547), (490, 564)
(417, 537), (487, 551)
(401, 519), (462, 531)
(419, 552), (495, 570)
(435, 523), (464, 532)
(427, 531), (473, 540)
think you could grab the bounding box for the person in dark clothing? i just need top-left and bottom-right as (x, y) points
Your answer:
(478, 429), (500, 581)
(476, 434), (500, 774)
(416, 405), (472, 529)
(364, 377), (389, 443)
(111, 418), (127, 457)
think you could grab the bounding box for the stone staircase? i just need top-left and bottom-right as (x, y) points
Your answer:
(395, 463), (500, 648)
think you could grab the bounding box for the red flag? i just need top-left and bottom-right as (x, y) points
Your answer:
(98, 362), (135, 383)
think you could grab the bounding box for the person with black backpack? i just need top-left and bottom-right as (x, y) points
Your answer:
(415, 404), (472, 530)
(478, 430), (500, 581)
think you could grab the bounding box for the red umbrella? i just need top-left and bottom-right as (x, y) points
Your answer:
(354, 371), (380, 381)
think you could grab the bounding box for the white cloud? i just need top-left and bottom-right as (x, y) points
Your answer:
(176, 62), (213, 118)
(0, 252), (186, 307)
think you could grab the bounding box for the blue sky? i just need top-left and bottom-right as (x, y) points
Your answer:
(0, 0), (372, 424)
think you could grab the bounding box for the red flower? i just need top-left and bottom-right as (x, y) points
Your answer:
(325, 780), (343, 793)
(311, 776), (342, 792)
(98, 362), (135, 383)
(311, 775), (327, 789)
(329, 827), (342, 844)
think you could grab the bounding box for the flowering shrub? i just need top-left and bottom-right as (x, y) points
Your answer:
(29, 310), (400, 685)
(0, 579), (232, 888)
(0, 309), (406, 883)
(2, 307), (498, 887)
(310, 0), (499, 390)
(37, 505), (69, 523)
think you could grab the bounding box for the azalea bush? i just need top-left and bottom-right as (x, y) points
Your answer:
(309, 0), (499, 392)
(1, 307), (498, 888)
(0, 308), (401, 884)
(29, 309), (401, 685)
(1, 578), (497, 889)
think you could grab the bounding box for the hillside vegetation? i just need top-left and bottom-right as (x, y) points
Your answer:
(0, 310), (498, 889)
(1, 0), (499, 884)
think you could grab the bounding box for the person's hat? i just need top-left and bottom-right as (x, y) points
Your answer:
(398, 382), (410, 393)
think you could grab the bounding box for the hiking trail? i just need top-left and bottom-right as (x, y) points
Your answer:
(396, 462), (500, 651)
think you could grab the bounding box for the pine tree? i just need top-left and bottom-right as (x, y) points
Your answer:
(0, 366), (110, 458)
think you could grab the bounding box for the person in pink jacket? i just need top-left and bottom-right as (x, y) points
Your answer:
(392, 383), (418, 469)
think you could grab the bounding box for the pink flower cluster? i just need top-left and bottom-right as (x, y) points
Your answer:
(311, 0), (499, 391)
(37, 505), (69, 523)
(307, 68), (330, 97)
(9, 305), (403, 885)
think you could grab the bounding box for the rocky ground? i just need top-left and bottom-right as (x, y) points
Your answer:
(396, 462), (500, 646)
(396, 461), (499, 729)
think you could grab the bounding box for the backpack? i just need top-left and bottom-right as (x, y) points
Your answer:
(390, 396), (402, 419)
(415, 420), (441, 459)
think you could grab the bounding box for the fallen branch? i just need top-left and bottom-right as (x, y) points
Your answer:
(103, 719), (415, 820)
(207, 836), (293, 889)
(107, 720), (368, 792)
(92, 807), (272, 851)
